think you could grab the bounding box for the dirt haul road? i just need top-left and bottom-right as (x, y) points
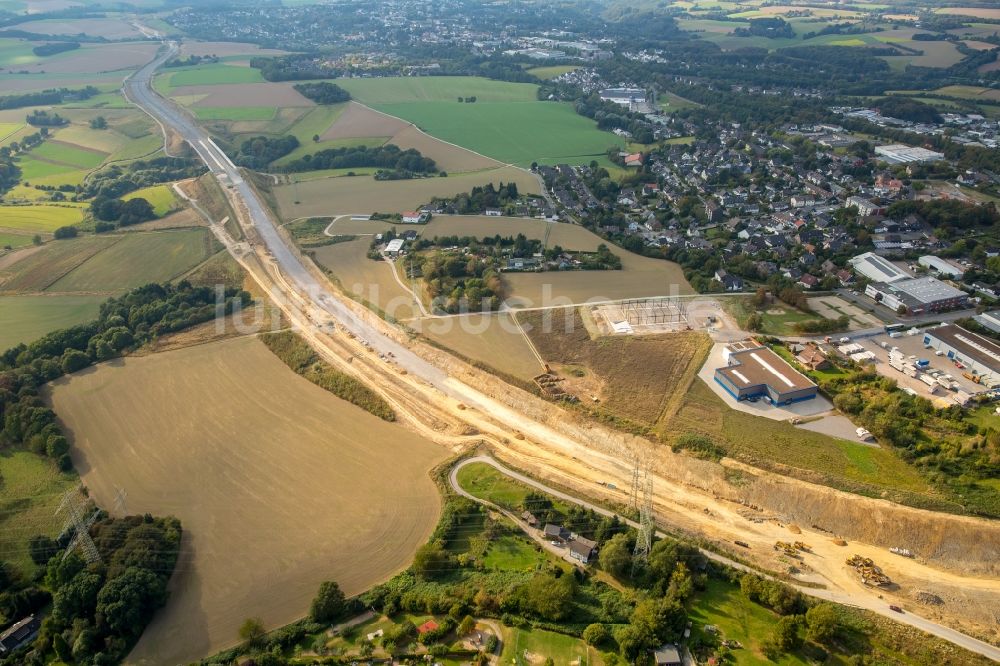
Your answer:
(126, 43), (1000, 659)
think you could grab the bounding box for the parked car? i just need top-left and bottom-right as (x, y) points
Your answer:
(889, 605), (903, 613)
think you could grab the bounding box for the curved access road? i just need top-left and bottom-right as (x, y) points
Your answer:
(450, 456), (1000, 662)
(124, 45), (1000, 663)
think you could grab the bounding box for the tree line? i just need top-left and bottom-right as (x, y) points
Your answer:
(0, 86), (98, 111)
(293, 81), (351, 105)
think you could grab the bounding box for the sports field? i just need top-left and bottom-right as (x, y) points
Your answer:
(49, 335), (445, 665)
(0, 294), (104, 350)
(0, 204), (85, 232)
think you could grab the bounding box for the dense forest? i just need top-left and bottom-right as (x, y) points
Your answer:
(232, 135), (300, 169)
(282, 144), (436, 176)
(293, 81), (351, 104)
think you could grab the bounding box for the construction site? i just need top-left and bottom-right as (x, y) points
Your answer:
(593, 296), (692, 334)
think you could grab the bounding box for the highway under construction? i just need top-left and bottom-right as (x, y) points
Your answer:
(124, 38), (1000, 661)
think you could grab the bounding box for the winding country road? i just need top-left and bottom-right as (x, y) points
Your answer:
(122, 42), (1000, 662)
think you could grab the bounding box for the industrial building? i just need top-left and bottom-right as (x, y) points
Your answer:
(715, 341), (818, 406)
(974, 310), (1000, 334)
(922, 324), (1000, 386)
(874, 144), (945, 164)
(864, 276), (968, 315)
(849, 252), (912, 283)
(918, 255), (965, 279)
(599, 87), (646, 106)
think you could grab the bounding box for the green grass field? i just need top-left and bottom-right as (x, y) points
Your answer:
(456, 462), (533, 509)
(0, 449), (78, 579)
(500, 626), (597, 665)
(48, 229), (213, 292)
(31, 140), (107, 169)
(0, 204), (85, 232)
(0, 231), (35, 249)
(374, 100), (623, 166)
(0, 37), (38, 68)
(16, 155), (79, 181)
(338, 76), (538, 104)
(526, 65), (578, 79)
(0, 294), (104, 351)
(482, 534), (546, 571)
(690, 578), (811, 665)
(659, 91), (701, 112)
(124, 184), (180, 217)
(0, 122), (22, 141)
(164, 63), (265, 88)
(194, 106), (277, 121)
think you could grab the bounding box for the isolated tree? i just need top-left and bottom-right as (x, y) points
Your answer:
(310, 580), (346, 623)
(599, 533), (633, 579)
(312, 134), (320, 142)
(89, 116), (107, 130)
(239, 616), (266, 647)
(458, 614), (476, 636)
(53, 225), (77, 239)
(583, 623), (609, 646)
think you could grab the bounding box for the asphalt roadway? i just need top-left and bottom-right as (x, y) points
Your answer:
(122, 44), (1000, 662)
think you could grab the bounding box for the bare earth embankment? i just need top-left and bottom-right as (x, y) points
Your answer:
(48, 335), (446, 665)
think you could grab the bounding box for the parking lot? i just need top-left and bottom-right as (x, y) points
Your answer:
(855, 331), (985, 399)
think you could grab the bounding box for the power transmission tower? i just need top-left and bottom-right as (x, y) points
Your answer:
(629, 454), (641, 511)
(632, 465), (654, 566)
(57, 488), (101, 564)
(113, 486), (128, 515)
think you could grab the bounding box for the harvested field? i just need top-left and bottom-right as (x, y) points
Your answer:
(274, 167), (541, 218)
(338, 76), (538, 104)
(0, 235), (117, 292)
(417, 313), (543, 381)
(421, 214), (547, 239)
(321, 101), (409, 140)
(310, 237), (419, 320)
(48, 229), (214, 293)
(49, 336), (446, 665)
(389, 124), (500, 172)
(0, 293), (103, 350)
(504, 251), (693, 306)
(0, 73), (124, 92)
(179, 41), (289, 58)
(15, 18), (144, 39)
(175, 82), (314, 108)
(128, 208), (205, 231)
(12, 42), (158, 74)
(935, 6), (1000, 19)
(521, 307), (711, 427)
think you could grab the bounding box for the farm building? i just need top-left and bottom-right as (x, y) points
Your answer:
(874, 144), (944, 164)
(384, 238), (405, 256)
(401, 211), (428, 223)
(849, 252), (911, 283)
(922, 325), (1000, 386)
(715, 341), (817, 406)
(0, 615), (40, 656)
(918, 255), (964, 279)
(864, 277), (968, 315)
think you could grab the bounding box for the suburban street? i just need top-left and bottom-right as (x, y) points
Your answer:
(122, 43), (1000, 662)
